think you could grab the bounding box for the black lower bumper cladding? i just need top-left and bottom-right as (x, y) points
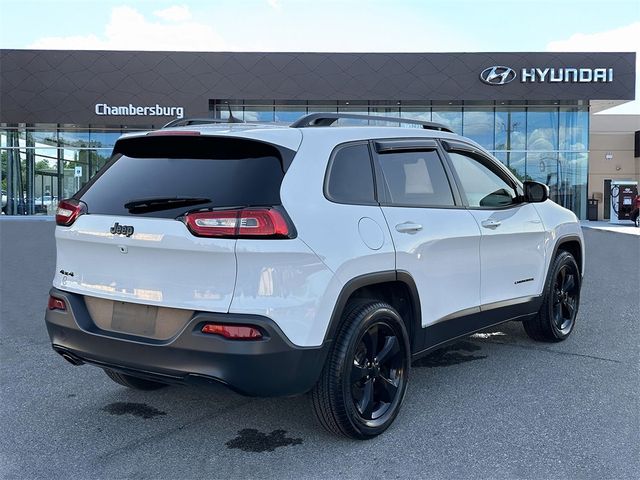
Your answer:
(45, 288), (328, 397)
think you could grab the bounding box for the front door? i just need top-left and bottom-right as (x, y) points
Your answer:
(445, 149), (547, 307)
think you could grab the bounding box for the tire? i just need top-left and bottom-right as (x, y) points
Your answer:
(311, 300), (410, 439)
(634, 212), (639, 228)
(523, 251), (581, 342)
(104, 369), (167, 391)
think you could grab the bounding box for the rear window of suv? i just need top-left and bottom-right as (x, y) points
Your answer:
(76, 135), (294, 218)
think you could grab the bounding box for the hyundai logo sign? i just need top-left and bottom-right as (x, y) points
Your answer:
(480, 65), (614, 85)
(480, 66), (517, 85)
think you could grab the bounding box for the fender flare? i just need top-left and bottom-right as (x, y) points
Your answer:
(322, 270), (422, 351)
(552, 234), (583, 275)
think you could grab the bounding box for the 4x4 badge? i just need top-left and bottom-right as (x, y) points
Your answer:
(110, 222), (134, 237)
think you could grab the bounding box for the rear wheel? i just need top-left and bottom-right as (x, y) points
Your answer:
(311, 301), (410, 439)
(523, 251), (581, 342)
(104, 369), (167, 391)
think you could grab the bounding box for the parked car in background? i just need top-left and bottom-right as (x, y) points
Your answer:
(631, 194), (640, 227)
(35, 195), (58, 207)
(34, 195), (59, 214)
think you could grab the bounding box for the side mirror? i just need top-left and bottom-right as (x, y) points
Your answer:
(523, 181), (549, 203)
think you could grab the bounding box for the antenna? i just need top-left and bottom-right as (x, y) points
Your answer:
(227, 104), (243, 124)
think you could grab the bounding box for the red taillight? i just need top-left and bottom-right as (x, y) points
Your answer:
(56, 199), (86, 226)
(184, 208), (291, 238)
(201, 323), (263, 340)
(48, 295), (67, 311)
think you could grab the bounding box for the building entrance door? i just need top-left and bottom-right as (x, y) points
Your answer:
(604, 179), (611, 220)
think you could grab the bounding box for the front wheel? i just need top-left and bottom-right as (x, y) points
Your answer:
(311, 301), (410, 439)
(523, 251), (581, 342)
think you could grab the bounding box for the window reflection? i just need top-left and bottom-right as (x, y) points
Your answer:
(527, 108), (559, 151)
(34, 148), (59, 214)
(526, 152), (556, 184)
(400, 109), (431, 121)
(558, 152), (587, 219)
(275, 107), (307, 122)
(559, 108), (588, 151)
(89, 131), (121, 149)
(32, 129), (58, 147)
(463, 109), (494, 149)
(432, 109), (462, 134)
(508, 152), (527, 181)
(244, 105), (274, 122)
(58, 130), (91, 148)
(368, 107), (401, 126)
(335, 102), (368, 125)
(495, 109), (526, 151)
(217, 105), (243, 121)
(307, 104), (338, 114)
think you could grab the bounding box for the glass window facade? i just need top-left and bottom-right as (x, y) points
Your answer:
(432, 108), (463, 136)
(1, 126), (145, 215)
(1, 102), (589, 218)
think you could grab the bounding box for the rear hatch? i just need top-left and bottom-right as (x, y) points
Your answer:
(54, 132), (296, 316)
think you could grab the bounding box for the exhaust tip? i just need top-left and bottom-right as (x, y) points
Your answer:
(53, 347), (84, 366)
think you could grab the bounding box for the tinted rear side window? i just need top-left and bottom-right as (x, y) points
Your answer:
(77, 136), (291, 218)
(326, 143), (376, 204)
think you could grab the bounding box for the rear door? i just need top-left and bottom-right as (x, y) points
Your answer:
(442, 142), (546, 306)
(374, 140), (482, 327)
(54, 134), (292, 313)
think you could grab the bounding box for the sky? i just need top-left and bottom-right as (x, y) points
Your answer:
(0, 0), (639, 113)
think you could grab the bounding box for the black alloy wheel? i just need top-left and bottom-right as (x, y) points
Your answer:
(524, 250), (581, 342)
(311, 301), (410, 439)
(551, 264), (579, 335)
(350, 322), (405, 424)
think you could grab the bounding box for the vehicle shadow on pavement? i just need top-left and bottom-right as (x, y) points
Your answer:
(91, 321), (532, 451)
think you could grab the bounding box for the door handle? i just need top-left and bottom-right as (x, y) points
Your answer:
(395, 222), (423, 234)
(481, 219), (501, 229)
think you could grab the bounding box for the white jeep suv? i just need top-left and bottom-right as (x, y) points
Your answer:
(46, 113), (584, 439)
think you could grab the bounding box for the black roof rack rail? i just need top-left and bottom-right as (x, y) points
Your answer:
(162, 116), (244, 129)
(290, 113), (454, 133)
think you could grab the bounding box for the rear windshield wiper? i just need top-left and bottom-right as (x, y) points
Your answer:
(124, 197), (212, 213)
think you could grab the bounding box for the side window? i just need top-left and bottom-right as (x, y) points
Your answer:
(377, 150), (455, 207)
(448, 152), (518, 208)
(326, 144), (376, 204)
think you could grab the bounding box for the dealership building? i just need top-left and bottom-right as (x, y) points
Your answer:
(0, 49), (636, 219)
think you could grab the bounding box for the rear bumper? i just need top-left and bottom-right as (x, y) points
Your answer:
(45, 288), (329, 397)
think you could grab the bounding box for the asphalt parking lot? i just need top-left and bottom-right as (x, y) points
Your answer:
(1, 219), (638, 479)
